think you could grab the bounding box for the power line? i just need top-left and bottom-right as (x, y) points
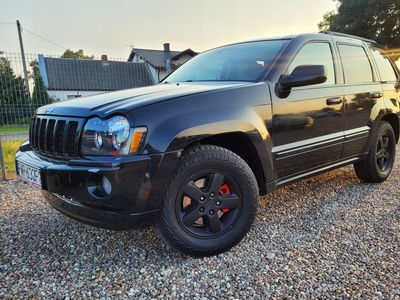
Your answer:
(0, 22), (15, 26)
(22, 26), (68, 50)
(1, 21), (68, 50)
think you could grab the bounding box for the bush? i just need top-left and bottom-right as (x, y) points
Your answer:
(1, 139), (25, 179)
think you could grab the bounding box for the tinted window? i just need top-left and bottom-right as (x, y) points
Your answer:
(288, 42), (335, 85)
(370, 48), (398, 82)
(338, 44), (373, 84)
(164, 40), (289, 83)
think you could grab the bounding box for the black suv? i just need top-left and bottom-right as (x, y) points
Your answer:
(16, 31), (400, 256)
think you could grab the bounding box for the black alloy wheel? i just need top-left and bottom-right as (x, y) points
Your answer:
(354, 121), (396, 183)
(157, 145), (259, 256)
(177, 171), (241, 238)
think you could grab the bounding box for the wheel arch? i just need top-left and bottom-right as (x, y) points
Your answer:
(381, 113), (400, 143)
(185, 132), (267, 195)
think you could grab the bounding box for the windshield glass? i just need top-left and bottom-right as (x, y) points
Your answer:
(163, 40), (289, 83)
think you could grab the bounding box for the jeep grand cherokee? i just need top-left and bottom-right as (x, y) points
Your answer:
(16, 31), (400, 256)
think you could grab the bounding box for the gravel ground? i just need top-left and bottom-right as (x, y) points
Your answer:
(1, 149), (400, 299)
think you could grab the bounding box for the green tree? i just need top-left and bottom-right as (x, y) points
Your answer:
(30, 60), (53, 105)
(318, 11), (337, 31)
(61, 49), (94, 60)
(318, 0), (400, 61)
(0, 52), (29, 125)
(0, 53), (28, 106)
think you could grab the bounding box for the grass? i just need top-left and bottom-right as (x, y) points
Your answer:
(1, 139), (24, 179)
(0, 126), (29, 134)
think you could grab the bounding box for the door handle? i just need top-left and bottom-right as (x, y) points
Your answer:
(371, 92), (382, 99)
(326, 97), (343, 105)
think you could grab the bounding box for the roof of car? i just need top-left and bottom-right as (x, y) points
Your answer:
(318, 30), (378, 44)
(219, 31), (380, 50)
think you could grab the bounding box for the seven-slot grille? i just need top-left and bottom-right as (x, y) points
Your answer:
(29, 116), (84, 159)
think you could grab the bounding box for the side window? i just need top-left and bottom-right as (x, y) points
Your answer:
(338, 44), (373, 84)
(288, 42), (335, 85)
(370, 48), (398, 82)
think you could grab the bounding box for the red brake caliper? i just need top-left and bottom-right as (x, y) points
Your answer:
(219, 183), (230, 213)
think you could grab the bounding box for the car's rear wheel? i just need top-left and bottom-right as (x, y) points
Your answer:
(354, 121), (396, 183)
(157, 145), (259, 256)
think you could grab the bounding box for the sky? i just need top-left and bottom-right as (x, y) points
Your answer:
(0, 0), (337, 60)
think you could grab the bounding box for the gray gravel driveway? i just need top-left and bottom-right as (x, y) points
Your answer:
(1, 147), (399, 299)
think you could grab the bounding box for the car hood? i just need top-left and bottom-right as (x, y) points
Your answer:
(36, 82), (250, 118)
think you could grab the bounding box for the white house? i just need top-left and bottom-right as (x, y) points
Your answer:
(127, 43), (197, 83)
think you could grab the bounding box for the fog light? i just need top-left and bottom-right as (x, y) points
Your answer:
(102, 176), (112, 195)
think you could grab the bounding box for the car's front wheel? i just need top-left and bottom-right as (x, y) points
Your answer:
(354, 121), (396, 183)
(157, 145), (259, 256)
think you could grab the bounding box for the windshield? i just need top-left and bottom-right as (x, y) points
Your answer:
(163, 40), (289, 83)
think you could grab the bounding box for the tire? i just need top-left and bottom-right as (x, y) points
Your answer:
(157, 145), (259, 256)
(354, 121), (396, 183)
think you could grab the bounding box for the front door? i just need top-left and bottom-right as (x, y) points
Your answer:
(270, 41), (345, 179)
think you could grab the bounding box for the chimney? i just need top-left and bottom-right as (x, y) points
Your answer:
(101, 54), (109, 66)
(163, 43), (170, 52)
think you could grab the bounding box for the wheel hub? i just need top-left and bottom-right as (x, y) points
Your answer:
(198, 188), (224, 215)
(377, 136), (390, 170)
(180, 175), (237, 234)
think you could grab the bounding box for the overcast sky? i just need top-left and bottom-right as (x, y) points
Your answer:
(1, 0), (337, 59)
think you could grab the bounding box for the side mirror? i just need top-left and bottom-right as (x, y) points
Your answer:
(279, 65), (327, 92)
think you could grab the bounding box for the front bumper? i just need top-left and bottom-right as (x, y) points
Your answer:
(15, 145), (177, 230)
(41, 190), (157, 230)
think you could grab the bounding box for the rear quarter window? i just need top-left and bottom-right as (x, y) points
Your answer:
(369, 48), (398, 82)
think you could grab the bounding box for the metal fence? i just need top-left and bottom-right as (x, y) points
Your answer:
(0, 52), (154, 180)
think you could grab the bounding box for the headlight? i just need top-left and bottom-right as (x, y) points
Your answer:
(81, 116), (146, 155)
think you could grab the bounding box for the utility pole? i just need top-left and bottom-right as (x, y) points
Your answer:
(16, 20), (30, 97)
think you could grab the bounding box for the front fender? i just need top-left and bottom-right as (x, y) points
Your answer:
(128, 82), (275, 195)
(133, 83), (272, 154)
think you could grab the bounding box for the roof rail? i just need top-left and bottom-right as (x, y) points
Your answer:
(319, 30), (377, 44)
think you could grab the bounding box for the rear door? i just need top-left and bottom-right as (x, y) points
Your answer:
(337, 43), (386, 157)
